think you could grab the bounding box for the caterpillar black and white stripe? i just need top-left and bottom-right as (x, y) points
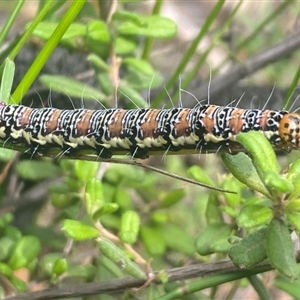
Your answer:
(0, 101), (299, 158)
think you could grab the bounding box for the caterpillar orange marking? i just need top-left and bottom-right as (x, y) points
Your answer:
(0, 101), (299, 158)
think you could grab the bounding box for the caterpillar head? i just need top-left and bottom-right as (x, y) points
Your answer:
(279, 113), (300, 151)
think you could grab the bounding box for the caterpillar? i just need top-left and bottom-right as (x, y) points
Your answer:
(0, 100), (299, 159)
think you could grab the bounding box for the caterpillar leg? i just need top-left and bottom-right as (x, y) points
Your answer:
(130, 147), (149, 159)
(95, 146), (113, 159)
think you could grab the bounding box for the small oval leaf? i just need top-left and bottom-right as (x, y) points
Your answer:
(39, 75), (107, 102)
(264, 171), (293, 194)
(140, 226), (166, 256)
(236, 131), (280, 176)
(221, 153), (271, 198)
(74, 161), (99, 183)
(195, 223), (233, 255)
(237, 205), (273, 228)
(267, 219), (298, 279)
(62, 220), (99, 240)
(160, 189), (185, 208)
(8, 236), (41, 270)
(117, 15), (177, 38)
(119, 211), (140, 244)
(17, 161), (61, 181)
(229, 228), (267, 268)
(97, 237), (146, 279)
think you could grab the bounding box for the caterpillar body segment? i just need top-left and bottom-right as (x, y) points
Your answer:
(0, 101), (299, 158)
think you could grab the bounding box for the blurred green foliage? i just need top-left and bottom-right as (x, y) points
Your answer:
(0, 1), (300, 299)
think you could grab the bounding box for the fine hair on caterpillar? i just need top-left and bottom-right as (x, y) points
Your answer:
(0, 100), (300, 160)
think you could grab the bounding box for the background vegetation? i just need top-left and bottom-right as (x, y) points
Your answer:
(0, 1), (300, 299)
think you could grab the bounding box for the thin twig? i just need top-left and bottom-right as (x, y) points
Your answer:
(195, 30), (300, 101)
(5, 259), (276, 300)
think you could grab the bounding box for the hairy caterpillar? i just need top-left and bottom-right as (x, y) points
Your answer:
(0, 101), (299, 159)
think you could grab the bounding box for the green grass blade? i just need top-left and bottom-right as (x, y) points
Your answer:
(248, 275), (270, 300)
(282, 63), (300, 110)
(172, 0), (242, 102)
(8, 1), (55, 61)
(0, 58), (15, 103)
(157, 267), (272, 300)
(153, 0), (225, 107)
(214, 0), (293, 76)
(0, 0), (25, 46)
(236, 0), (292, 51)
(142, 0), (164, 60)
(12, 0), (86, 104)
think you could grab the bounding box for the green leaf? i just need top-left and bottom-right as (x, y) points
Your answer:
(114, 187), (132, 210)
(117, 15), (177, 38)
(285, 199), (300, 213)
(237, 205), (273, 228)
(113, 10), (146, 24)
(221, 152), (271, 198)
(123, 58), (155, 76)
(205, 193), (223, 224)
(0, 148), (15, 161)
(8, 236), (41, 270)
(287, 158), (300, 180)
(229, 228), (267, 268)
(119, 210), (140, 244)
(151, 211), (168, 224)
(62, 219), (99, 241)
(160, 189), (185, 208)
(115, 36), (137, 55)
(51, 193), (73, 209)
(236, 131), (280, 176)
(41, 253), (63, 276)
(195, 223), (232, 255)
(93, 203), (119, 220)
(52, 258), (68, 277)
(0, 237), (15, 261)
(163, 225), (195, 256)
(123, 68), (163, 91)
(0, 262), (13, 277)
(222, 176), (242, 207)
(5, 225), (22, 241)
(85, 178), (103, 203)
(74, 160), (99, 183)
(287, 212), (300, 232)
(86, 20), (110, 43)
(98, 255), (123, 278)
(287, 159), (300, 201)
(0, 58), (15, 102)
(95, 73), (113, 95)
(0, 212), (14, 228)
(140, 226), (166, 256)
(30, 21), (86, 40)
(264, 171), (293, 194)
(10, 276), (27, 292)
(188, 165), (215, 187)
(118, 84), (148, 108)
(66, 264), (97, 281)
(39, 75), (107, 102)
(16, 160), (61, 181)
(274, 275), (300, 299)
(85, 178), (104, 214)
(222, 206), (239, 218)
(267, 219), (298, 279)
(87, 53), (110, 72)
(287, 173), (300, 201)
(97, 237), (146, 279)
